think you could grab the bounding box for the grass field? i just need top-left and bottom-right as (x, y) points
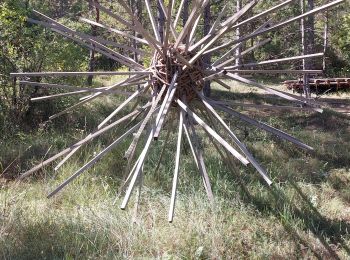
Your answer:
(0, 80), (349, 259)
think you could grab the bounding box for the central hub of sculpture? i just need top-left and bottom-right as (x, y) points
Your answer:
(152, 44), (205, 103)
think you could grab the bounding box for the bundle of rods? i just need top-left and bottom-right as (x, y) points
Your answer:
(151, 44), (205, 103)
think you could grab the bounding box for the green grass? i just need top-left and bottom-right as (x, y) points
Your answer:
(0, 81), (350, 259)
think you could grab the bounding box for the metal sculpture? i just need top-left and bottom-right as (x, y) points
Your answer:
(11, 0), (344, 222)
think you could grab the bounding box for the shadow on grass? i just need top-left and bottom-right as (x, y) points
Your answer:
(0, 218), (120, 259)
(240, 180), (350, 259)
(220, 165), (350, 259)
(207, 89), (350, 258)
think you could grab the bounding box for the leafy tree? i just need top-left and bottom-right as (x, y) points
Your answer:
(0, 1), (88, 131)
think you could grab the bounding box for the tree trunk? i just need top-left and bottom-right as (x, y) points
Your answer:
(305, 0), (315, 63)
(235, 0), (242, 68)
(301, 0), (314, 98)
(182, 0), (189, 27)
(130, 0), (142, 90)
(87, 0), (100, 86)
(60, 0), (68, 17)
(158, 0), (165, 42)
(203, 2), (211, 97)
(323, 11), (328, 72)
(130, 0), (142, 64)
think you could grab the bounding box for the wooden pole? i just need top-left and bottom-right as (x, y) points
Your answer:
(224, 72), (323, 111)
(19, 103), (151, 178)
(28, 17), (145, 70)
(153, 72), (179, 139)
(145, 0), (161, 42)
(97, 83), (150, 129)
(80, 17), (148, 44)
(173, 0), (185, 29)
(212, 20), (271, 66)
(152, 122), (173, 176)
(168, 110), (184, 222)
(124, 86), (166, 162)
(186, 116), (214, 201)
(216, 38), (271, 69)
(12, 71), (152, 77)
(204, 0), (344, 55)
(211, 102), (314, 151)
(93, 1), (163, 55)
(199, 95), (272, 185)
(177, 99), (249, 165)
(47, 122), (142, 198)
(120, 120), (158, 209)
(223, 69), (323, 74)
(48, 74), (147, 120)
(174, 0), (209, 48)
(223, 53), (324, 70)
(187, 0), (257, 66)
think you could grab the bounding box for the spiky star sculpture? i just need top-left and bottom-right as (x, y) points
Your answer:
(11, 0), (343, 222)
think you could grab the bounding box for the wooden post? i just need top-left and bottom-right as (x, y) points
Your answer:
(168, 110), (184, 222)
